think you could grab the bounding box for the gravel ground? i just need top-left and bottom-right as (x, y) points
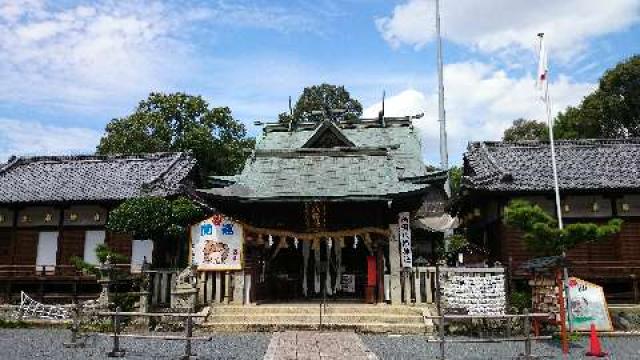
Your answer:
(3, 329), (640, 359)
(361, 334), (640, 359)
(0, 329), (271, 360)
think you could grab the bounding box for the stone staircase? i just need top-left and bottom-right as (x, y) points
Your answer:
(201, 303), (434, 334)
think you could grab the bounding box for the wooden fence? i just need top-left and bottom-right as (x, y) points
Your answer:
(144, 269), (251, 306)
(143, 266), (505, 307)
(399, 266), (506, 305)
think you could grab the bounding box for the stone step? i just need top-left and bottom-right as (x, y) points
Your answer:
(200, 321), (430, 334)
(207, 304), (428, 315)
(207, 313), (424, 325)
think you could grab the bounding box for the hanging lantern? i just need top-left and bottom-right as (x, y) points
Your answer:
(94, 212), (101, 222)
(294, 237), (299, 249)
(353, 235), (359, 249)
(622, 203), (630, 212)
(592, 201), (600, 213)
(44, 213), (52, 223)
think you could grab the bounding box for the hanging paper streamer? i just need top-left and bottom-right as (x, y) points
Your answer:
(353, 235), (359, 249)
(268, 234), (274, 248)
(302, 240), (310, 296)
(294, 237), (299, 249)
(325, 239), (332, 296)
(314, 241), (321, 294)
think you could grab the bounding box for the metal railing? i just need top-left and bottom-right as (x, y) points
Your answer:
(424, 310), (553, 360)
(64, 306), (211, 358)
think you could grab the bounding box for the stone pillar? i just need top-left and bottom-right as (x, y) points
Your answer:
(388, 223), (402, 304)
(231, 271), (245, 304)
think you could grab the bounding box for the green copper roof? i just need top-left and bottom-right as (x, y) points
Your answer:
(203, 121), (431, 201)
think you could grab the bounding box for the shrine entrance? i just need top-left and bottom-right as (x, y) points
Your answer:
(248, 232), (388, 304)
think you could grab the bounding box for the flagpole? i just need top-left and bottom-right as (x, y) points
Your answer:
(538, 33), (563, 230)
(436, 0), (448, 173)
(538, 32), (572, 339)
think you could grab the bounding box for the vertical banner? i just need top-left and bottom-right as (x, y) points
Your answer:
(398, 212), (413, 269)
(190, 214), (243, 271)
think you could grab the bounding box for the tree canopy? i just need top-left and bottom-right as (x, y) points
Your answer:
(97, 92), (254, 181)
(503, 200), (622, 255)
(278, 84), (363, 125)
(502, 118), (549, 141)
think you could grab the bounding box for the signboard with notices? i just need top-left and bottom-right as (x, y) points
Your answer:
(398, 212), (413, 269)
(190, 214), (243, 271)
(567, 277), (612, 331)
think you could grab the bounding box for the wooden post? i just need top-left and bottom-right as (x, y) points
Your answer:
(215, 272), (222, 303)
(414, 267), (423, 303)
(224, 272), (231, 303)
(523, 308), (531, 358)
(388, 224), (402, 304)
(556, 270), (569, 355)
(108, 306), (125, 357)
(631, 274), (639, 304)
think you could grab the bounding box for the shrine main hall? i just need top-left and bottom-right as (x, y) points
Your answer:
(198, 114), (448, 304)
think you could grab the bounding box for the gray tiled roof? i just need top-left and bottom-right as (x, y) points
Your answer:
(463, 139), (640, 192)
(0, 152), (196, 204)
(204, 122), (430, 200)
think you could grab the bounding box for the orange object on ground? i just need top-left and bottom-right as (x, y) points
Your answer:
(586, 323), (607, 357)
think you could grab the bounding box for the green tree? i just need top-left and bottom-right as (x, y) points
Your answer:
(448, 166), (462, 196)
(503, 200), (622, 255)
(107, 196), (204, 241)
(502, 118), (549, 141)
(97, 92), (254, 181)
(554, 55), (640, 139)
(279, 84), (363, 125)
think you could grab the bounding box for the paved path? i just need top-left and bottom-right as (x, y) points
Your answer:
(264, 331), (379, 360)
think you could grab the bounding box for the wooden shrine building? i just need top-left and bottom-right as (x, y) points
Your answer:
(460, 139), (640, 302)
(0, 153), (196, 302)
(199, 116), (447, 304)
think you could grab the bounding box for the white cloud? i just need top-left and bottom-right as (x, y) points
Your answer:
(364, 61), (595, 165)
(376, 0), (640, 57)
(0, 118), (101, 161)
(0, 0), (318, 114)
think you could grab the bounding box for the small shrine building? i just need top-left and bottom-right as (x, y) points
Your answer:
(198, 115), (447, 304)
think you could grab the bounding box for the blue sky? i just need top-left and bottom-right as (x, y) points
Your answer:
(1, 0), (639, 166)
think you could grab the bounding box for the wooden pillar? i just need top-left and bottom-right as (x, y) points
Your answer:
(376, 246), (385, 303)
(224, 272), (231, 303)
(388, 223), (402, 304)
(215, 272), (223, 303)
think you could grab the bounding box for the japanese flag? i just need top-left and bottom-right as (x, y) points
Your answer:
(536, 34), (549, 95)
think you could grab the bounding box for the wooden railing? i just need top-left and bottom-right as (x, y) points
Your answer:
(142, 269), (252, 307)
(0, 264), (132, 279)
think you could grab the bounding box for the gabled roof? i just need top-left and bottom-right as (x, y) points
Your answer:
(301, 120), (355, 148)
(463, 139), (640, 193)
(202, 120), (433, 201)
(0, 152), (196, 204)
